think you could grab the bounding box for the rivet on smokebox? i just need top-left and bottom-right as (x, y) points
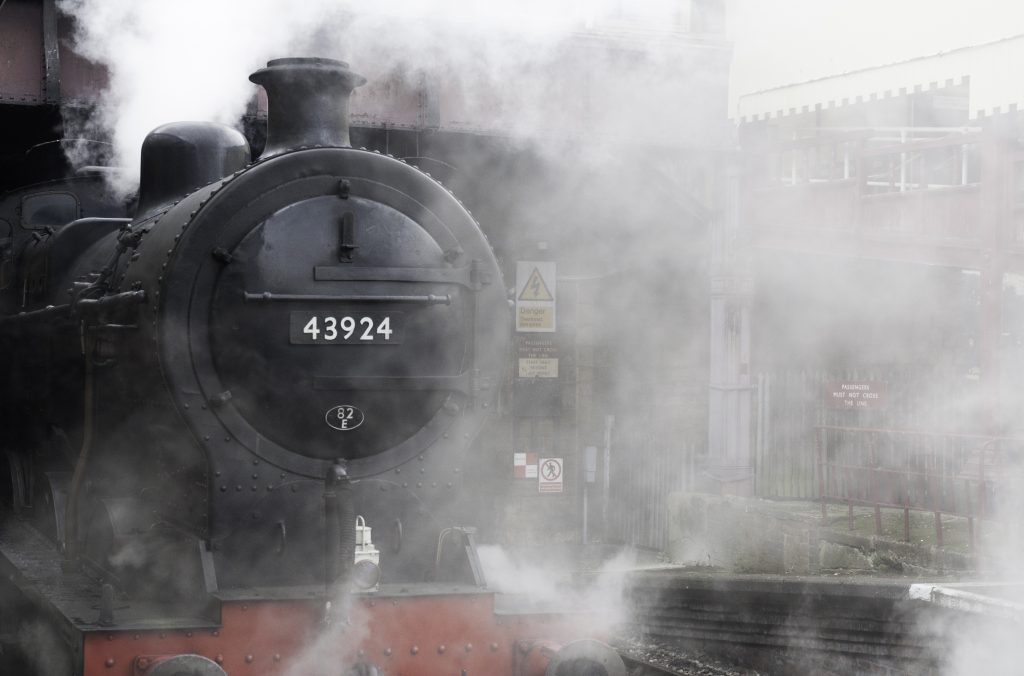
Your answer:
(490, 642), (499, 652)
(410, 646), (419, 655)
(273, 654), (281, 662)
(465, 643), (473, 652)
(245, 654), (254, 663)
(383, 648), (392, 657)
(104, 658), (114, 668)
(215, 655), (224, 664)
(437, 645), (446, 655)
(136, 657), (150, 670)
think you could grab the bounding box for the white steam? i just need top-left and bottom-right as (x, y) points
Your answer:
(59, 0), (688, 192)
(280, 595), (370, 676)
(478, 544), (642, 629)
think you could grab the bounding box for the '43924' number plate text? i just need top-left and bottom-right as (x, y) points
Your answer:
(289, 312), (404, 345)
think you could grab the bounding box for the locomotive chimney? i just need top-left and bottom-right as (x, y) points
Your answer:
(249, 57), (367, 157)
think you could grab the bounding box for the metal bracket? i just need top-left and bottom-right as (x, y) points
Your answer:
(41, 0), (61, 104)
(338, 212), (358, 262)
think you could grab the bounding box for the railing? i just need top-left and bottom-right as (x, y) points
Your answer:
(768, 128), (981, 189)
(748, 128), (985, 241)
(815, 426), (1022, 548)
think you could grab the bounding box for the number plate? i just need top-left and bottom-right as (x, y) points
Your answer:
(289, 311), (404, 345)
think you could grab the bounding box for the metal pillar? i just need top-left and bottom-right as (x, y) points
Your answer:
(706, 163), (755, 495)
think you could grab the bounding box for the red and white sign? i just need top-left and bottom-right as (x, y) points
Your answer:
(824, 381), (887, 409)
(513, 452), (538, 479)
(538, 457), (563, 493)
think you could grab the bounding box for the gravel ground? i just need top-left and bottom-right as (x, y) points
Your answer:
(614, 635), (762, 676)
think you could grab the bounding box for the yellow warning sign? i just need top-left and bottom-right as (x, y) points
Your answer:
(518, 267), (554, 301)
(516, 261), (556, 333)
(517, 306), (554, 330)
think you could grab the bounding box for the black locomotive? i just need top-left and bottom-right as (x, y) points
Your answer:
(0, 56), (508, 608)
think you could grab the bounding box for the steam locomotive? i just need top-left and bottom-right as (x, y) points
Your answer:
(0, 58), (624, 675)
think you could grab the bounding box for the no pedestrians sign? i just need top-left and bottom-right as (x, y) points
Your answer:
(538, 457), (563, 493)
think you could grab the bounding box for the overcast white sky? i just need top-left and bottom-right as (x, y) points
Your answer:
(726, 0), (1024, 114)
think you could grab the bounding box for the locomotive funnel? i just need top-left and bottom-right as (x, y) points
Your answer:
(249, 57), (366, 157)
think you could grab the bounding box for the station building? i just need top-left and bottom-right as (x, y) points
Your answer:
(711, 36), (1024, 548)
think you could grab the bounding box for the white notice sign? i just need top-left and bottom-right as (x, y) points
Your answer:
(538, 457), (563, 493)
(516, 261), (556, 333)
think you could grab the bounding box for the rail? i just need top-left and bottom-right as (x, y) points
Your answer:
(746, 129), (989, 243)
(815, 426), (1024, 548)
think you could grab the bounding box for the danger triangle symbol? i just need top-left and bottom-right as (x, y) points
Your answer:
(519, 267), (554, 301)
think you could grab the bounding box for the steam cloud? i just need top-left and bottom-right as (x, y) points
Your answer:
(58, 0), (686, 193)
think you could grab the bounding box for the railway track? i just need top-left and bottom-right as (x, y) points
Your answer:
(621, 653), (690, 675)
(621, 570), (970, 675)
(616, 639), (759, 676)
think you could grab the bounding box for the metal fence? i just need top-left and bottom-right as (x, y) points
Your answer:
(816, 426), (1022, 547)
(754, 366), (980, 500)
(608, 429), (695, 551)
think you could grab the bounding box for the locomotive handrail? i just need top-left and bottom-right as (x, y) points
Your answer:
(243, 291), (451, 305)
(314, 264), (472, 286)
(0, 289), (146, 327)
